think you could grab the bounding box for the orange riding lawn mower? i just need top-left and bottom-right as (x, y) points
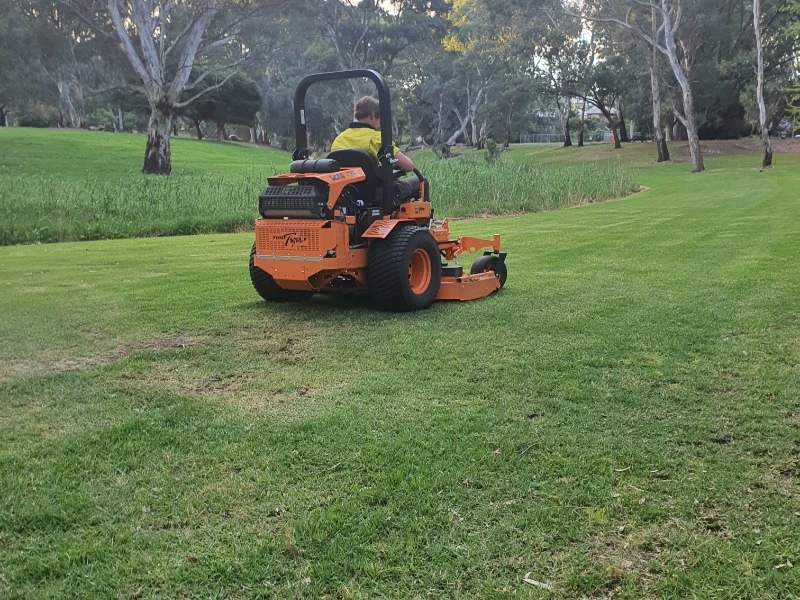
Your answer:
(249, 70), (507, 312)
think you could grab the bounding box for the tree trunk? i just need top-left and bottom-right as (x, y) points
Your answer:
(655, 128), (670, 162)
(674, 116), (688, 141)
(436, 98), (444, 146)
(660, 0), (704, 172)
(476, 120), (487, 149)
(57, 78), (81, 129)
(0, 104), (8, 127)
(216, 123), (228, 141)
(578, 97), (587, 147)
(753, 0), (773, 168)
(617, 100), (629, 142)
(562, 98), (572, 147)
(647, 23), (670, 163)
(563, 117), (573, 147)
(612, 122), (622, 149)
(684, 114), (703, 172)
(193, 117), (203, 140)
(446, 106), (469, 146)
(143, 105), (173, 175)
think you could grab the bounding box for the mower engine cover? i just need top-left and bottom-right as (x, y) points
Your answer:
(258, 183), (328, 219)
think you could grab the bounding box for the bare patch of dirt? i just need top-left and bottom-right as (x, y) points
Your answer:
(772, 138), (800, 153)
(1, 333), (200, 382)
(240, 325), (319, 365)
(591, 527), (658, 577)
(220, 385), (328, 413)
(676, 139), (752, 157)
(124, 358), (243, 399)
(587, 520), (688, 596)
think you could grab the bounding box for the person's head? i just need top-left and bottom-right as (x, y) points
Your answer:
(354, 96), (380, 129)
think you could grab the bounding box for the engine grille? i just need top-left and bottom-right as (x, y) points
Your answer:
(257, 224), (321, 253)
(258, 185), (327, 218)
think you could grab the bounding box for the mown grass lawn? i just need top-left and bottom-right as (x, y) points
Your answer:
(1, 137), (799, 598)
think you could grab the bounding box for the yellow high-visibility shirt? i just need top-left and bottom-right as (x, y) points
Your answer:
(331, 122), (398, 159)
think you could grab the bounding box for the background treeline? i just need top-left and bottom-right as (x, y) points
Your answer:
(1, 0), (799, 172)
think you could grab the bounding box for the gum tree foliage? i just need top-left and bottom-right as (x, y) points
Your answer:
(180, 72), (262, 140)
(290, 0), (449, 149)
(531, 11), (591, 147)
(0, 5), (47, 126)
(1, 0), (117, 128)
(435, 0), (535, 147)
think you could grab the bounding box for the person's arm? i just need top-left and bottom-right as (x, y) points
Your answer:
(394, 151), (415, 172)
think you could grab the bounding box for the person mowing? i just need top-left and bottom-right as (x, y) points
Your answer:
(331, 96), (420, 205)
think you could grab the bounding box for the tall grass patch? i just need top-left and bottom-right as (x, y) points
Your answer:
(0, 170), (268, 245)
(421, 155), (639, 217)
(1, 129), (639, 245)
(2, 158), (638, 245)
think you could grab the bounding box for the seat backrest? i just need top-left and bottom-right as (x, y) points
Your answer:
(327, 149), (382, 206)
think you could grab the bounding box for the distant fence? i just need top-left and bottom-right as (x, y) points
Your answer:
(519, 134), (563, 144)
(520, 132), (612, 144)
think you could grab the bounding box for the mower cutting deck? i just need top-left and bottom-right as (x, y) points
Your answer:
(250, 69), (507, 312)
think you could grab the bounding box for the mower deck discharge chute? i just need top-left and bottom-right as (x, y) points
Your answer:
(250, 69), (507, 312)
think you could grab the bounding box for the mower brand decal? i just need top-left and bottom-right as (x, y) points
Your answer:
(300, 109), (305, 125)
(272, 232), (307, 247)
(328, 173), (345, 181)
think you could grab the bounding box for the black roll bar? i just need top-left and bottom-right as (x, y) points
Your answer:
(292, 69), (394, 215)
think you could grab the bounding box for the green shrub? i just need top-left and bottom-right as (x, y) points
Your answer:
(484, 138), (502, 164)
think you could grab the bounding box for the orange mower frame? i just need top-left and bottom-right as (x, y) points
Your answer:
(250, 69), (507, 312)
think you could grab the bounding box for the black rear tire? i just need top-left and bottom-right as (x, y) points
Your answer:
(368, 226), (442, 311)
(470, 254), (507, 289)
(249, 244), (314, 303)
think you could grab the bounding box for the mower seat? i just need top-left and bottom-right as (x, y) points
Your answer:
(327, 149), (383, 206)
(289, 158), (340, 173)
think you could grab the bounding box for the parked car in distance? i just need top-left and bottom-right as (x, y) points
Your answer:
(631, 134), (650, 142)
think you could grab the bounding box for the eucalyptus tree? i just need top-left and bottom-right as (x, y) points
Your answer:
(532, 12), (590, 147)
(588, 10), (670, 160)
(0, 4), (43, 126)
(63, 0), (291, 174)
(314, 0), (447, 91)
(2, 0), (114, 128)
(751, 0), (800, 166)
(569, 0), (705, 171)
(435, 0), (543, 147)
(753, 0), (772, 166)
(465, 0), (591, 148)
(588, 56), (626, 149)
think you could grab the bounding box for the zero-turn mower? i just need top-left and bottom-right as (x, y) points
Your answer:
(249, 69), (507, 312)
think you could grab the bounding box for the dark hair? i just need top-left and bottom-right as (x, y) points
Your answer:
(354, 96), (379, 121)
